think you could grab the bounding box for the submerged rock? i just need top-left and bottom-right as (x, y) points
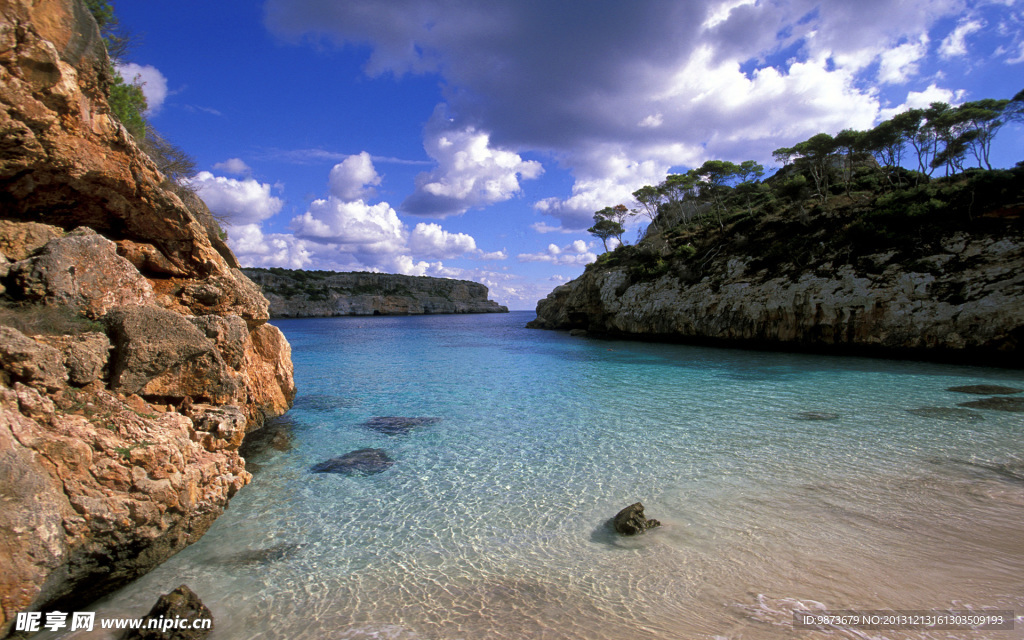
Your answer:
(219, 543), (303, 566)
(791, 411), (840, 421)
(362, 416), (441, 435)
(123, 585), (212, 640)
(947, 384), (1022, 395)
(612, 502), (662, 536)
(311, 448), (394, 475)
(957, 397), (1024, 412)
(906, 407), (984, 421)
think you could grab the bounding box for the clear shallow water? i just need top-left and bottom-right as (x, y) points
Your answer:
(48, 312), (1024, 639)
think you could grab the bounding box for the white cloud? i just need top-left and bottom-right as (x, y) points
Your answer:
(878, 83), (966, 120)
(114, 63), (169, 115)
(940, 18), (985, 58)
(212, 158), (252, 176)
(265, 0), (1011, 232)
(517, 239), (596, 265)
(329, 151), (382, 201)
(533, 152), (667, 231)
(401, 106), (544, 217)
(878, 35), (929, 84)
(227, 224), (313, 269)
(408, 222), (477, 259)
(186, 171), (284, 227)
(291, 197), (407, 258)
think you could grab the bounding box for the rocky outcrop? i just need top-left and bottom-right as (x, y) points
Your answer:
(242, 268), (508, 317)
(612, 502), (661, 536)
(530, 223), (1024, 367)
(123, 585), (213, 640)
(0, 0), (295, 634)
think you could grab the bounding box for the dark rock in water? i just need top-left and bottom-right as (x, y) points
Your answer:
(123, 585), (212, 640)
(612, 502), (661, 536)
(947, 384), (1022, 395)
(239, 415), (296, 459)
(311, 448), (394, 475)
(906, 407), (984, 421)
(569, 328), (588, 337)
(791, 411), (840, 421)
(220, 543), (303, 566)
(362, 416), (441, 435)
(294, 392), (356, 411)
(957, 397), (1024, 412)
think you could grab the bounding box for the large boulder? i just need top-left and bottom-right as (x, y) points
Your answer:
(34, 331), (110, 386)
(0, 220), (63, 261)
(0, 326), (67, 391)
(103, 305), (240, 404)
(8, 229), (154, 318)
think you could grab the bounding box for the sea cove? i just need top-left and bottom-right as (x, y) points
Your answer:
(43, 312), (1024, 640)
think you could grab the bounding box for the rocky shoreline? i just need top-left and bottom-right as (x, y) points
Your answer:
(529, 178), (1024, 368)
(243, 268), (508, 317)
(0, 1), (295, 634)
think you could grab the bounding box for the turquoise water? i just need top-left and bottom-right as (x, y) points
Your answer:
(51, 312), (1024, 639)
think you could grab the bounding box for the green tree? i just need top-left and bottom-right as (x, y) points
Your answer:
(734, 160), (765, 215)
(588, 213), (625, 252)
(954, 99), (1010, 170)
(108, 70), (148, 138)
(792, 133), (837, 202)
(694, 159), (739, 227)
(631, 185), (662, 231)
(658, 172), (702, 227)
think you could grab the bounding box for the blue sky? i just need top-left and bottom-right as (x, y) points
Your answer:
(114, 0), (1023, 309)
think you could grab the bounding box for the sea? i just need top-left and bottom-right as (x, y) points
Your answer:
(40, 311), (1024, 639)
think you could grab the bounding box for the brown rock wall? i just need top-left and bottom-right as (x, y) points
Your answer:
(0, 0), (296, 634)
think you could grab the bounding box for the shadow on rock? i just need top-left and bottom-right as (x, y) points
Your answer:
(311, 448), (394, 475)
(361, 416), (441, 435)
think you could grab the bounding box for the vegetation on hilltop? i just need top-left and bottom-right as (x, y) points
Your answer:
(586, 90), (1024, 285)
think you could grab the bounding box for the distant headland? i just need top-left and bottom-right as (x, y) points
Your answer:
(242, 268), (509, 317)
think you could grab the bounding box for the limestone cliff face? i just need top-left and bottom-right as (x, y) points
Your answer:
(529, 202), (1023, 366)
(242, 268), (509, 317)
(0, 0), (295, 634)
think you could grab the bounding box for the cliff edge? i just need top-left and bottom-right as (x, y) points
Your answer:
(0, 0), (295, 634)
(529, 168), (1023, 366)
(242, 268), (509, 317)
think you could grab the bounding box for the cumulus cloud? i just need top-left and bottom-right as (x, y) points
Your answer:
(114, 63), (169, 115)
(408, 222), (477, 259)
(402, 106), (544, 217)
(533, 152), (667, 230)
(329, 151), (383, 201)
(281, 160), (505, 272)
(186, 171), (284, 227)
(264, 0), (1010, 226)
(517, 239), (596, 265)
(212, 158), (252, 176)
(878, 35), (930, 84)
(227, 224), (313, 269)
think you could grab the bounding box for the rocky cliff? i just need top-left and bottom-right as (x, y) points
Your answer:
(242, 268), (509, 317)
(0, 0), (295, 634)
(529, 169), (1024, 366)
